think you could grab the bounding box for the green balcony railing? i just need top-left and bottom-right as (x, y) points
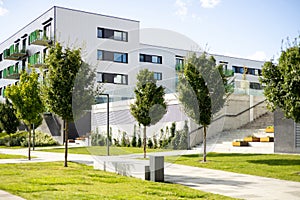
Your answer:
(29, 53), (45, 68)
(3, 43), (27, 61)
(175, 63), (184, 72)
(3, 65), (20, 79)
(224, 69), (234, 77)
(30, 30), (51, 46)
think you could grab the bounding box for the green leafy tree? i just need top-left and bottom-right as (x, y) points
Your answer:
(5, 70), (44, 160)
(130, 69), (167, 158)
(177, 52), (228, 162)
(0, 99), (20, 145)
(43, 43), (82, 167)
(260, 38), (300, 122)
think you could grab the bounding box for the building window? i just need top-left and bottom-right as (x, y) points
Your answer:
(139, 54), (162, 64)
(44, 23), (52, 39)
(97, 28), (104, 38)
(250, 82), (261, 90)
(97, 50), (128, 63)
(97, 27), (128, 42)
(176, 57), (184, 71)
(97, 50), (103, 60)
(97, 72), (128, 85)
(114, 53), (127, 63)
(154, 72), (162, 80)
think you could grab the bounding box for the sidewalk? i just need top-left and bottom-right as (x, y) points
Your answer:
(1, 148), (300, 200)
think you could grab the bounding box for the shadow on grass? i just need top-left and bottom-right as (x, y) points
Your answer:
(181, 153), (263, 158)
(248, 159), (300, 166)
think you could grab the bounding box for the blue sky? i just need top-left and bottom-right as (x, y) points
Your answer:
(0, 0), (299, 61)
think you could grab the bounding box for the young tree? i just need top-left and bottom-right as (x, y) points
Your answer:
(177, 52), (228, 162)
(5, 70), (44, 160)
(43, 43), (82, 167)
(0, 99), (20, 145)
(130, 69), (167, 158)
(260, 38), (300, 122)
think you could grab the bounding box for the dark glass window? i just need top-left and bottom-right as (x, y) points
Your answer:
(114, 53), (127, 63)
(97, 72), (128, 85)
(97, 28), (104, 38)
(154, 72), (162, 80)
(139, 54), (162, 64)
(250, 82), (261, 90)
(97, 27), (128, 42)
(97, 50), (103, 60)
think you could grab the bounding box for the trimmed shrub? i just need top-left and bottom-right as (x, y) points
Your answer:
(20, 131), (58, 147)
(91, 133), (106, 146)
(0, 131), (27, 146)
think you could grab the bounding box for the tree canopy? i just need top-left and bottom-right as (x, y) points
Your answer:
(5, 69), (44, 159)
(43, 43), (82, 167)
(177, 52), (228, 161)
(260, 38), (300, 122)
(0, 99), (19, 136)
(130, 69), (167, 158)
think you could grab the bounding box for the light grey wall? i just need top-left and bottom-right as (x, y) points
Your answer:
(274, 110), (300, 154)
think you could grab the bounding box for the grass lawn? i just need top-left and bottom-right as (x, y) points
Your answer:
(166, 153), (300, 182)
(0, 153), (27, 159)
(0, 162), (234, 200)
(39, 146), (170, 156)
(0, 146), (25, 149)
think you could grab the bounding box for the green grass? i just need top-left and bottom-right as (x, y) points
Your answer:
(0, 162), (234, 200)
(39, 146), (170, 156)
(0, 153), (27, 159)
(166, 153), (300, 182)
(0, 146), (25, 149)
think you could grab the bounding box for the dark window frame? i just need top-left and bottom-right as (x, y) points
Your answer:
(139, 54), (162, 64)
(154, 72), (162, 80)
(97, 27), (128, 42)
(97, 72), (128, 85)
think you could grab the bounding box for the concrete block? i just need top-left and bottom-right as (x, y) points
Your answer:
(150, 156), (164, 182)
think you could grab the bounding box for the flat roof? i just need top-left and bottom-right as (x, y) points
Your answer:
(0, 6), (139, 45)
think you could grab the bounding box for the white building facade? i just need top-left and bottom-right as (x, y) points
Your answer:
(0, 7), (267, 144)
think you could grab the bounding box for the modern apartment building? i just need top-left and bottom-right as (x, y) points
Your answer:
(0, 6), (265, 102)
(0, 6), (268, 145)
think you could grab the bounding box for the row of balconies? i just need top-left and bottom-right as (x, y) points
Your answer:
(0, 29), (50, 80)
(2, 29), (52, 62)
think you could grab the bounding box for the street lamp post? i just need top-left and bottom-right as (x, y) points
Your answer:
(100, 94), (110, 156)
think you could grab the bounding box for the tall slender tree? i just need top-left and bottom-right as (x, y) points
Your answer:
(43, 43), (82, 167)
(177, 52), (228, 162)
(5, 70), (44, 160)
(130, 69), (167, 158)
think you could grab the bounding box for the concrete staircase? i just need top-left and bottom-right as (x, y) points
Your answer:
(193, 129), (274, 154)
(239, 111), (274, 129)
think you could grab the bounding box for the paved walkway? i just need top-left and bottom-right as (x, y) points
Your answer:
(0, 148), (300, 200)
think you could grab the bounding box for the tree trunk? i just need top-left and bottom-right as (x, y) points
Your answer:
(28, 126), (31, 160)
(143, 125), (147, 158)
(32, 123), (35, 151)
(64, 120), (68, 167)
(203, 125), (207, 162)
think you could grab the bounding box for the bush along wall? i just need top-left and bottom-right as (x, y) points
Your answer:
(0, 131), (58, 147)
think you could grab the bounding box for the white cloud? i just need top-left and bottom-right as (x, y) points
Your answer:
(0, 0), (8, 16)
(246, 51), (267, 61)
(200, 0), (221, 8)
(175, 0), (188, 18)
